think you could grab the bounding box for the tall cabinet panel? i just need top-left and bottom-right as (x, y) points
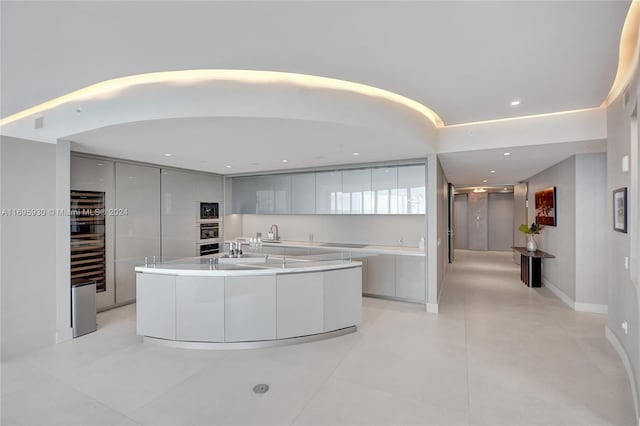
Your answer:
(342, 169), (373, 214)
(161, 169), (223, 258)
(371, 167), (398, 214)
(291, 173), (316, 214)
(398, 165), (426, 214)
(315, 171), (343, 214)
(70, 156), (116, 310)
(115, 163), (161, 304)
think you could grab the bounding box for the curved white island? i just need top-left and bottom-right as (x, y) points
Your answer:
(135, 254), (362, 349)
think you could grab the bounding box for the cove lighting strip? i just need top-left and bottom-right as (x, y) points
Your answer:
(0, 69), (444, 128)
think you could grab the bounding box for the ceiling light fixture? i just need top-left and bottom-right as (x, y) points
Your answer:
(503, 152), (511, 156)
(163, 153), (173, 157)
(225, 165), (232, 169)
(490, 170), (495, 174)
(353, 152), (360, 156)
(473, 188), (487, 193)
(510, 100), (521, 107)
(282, 159), (288, 163)
(483, 179), (488, 183)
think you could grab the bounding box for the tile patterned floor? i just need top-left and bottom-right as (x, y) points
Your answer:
(1, 249), (636, 425)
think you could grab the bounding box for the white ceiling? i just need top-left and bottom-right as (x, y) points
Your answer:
(0, 1), (630, 184)
(438, 139), (607, 186)
(68, 117), (432, 174)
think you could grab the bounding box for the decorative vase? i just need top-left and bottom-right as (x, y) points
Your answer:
(526, 234), (537, 252)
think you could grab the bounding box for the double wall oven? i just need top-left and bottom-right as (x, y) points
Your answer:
(197, 202), (221, 256)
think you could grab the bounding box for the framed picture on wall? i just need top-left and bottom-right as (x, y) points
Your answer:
(613, 187), (627, 233)
(535, 186), (557, 226)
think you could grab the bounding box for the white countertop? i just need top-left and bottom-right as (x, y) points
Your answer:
(238, 239), (426, 257)
(135, 255), (362, 276)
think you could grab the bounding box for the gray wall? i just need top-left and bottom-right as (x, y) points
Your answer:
(488, 192), (514, 251)
(513, 183), (528, 264)
(453, 193), (468, 249)
(575, 153), (607, 305)
(467, 192), (489, 250)
(606, 63), (639, 418)
(1, 136), (57, 360)
(527, 156), (577, 300)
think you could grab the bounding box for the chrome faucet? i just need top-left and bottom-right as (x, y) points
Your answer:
(269, 224), (280, 241)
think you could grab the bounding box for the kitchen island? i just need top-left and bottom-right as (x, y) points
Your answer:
(135, 253), (362, 349)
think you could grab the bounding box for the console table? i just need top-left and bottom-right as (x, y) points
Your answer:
(512, 247), (555, 287)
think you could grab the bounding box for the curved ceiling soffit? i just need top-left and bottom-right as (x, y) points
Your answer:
(1, 0), (638, 135)
(0, 70), (443, 137)
(602, 0), (640, 107)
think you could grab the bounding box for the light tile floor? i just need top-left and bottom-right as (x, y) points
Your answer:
(1, 250), (636, 425)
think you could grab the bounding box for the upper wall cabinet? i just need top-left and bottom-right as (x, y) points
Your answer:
(291, 173), (316, 214)
(315, 171), (343, 214)
(371, 167), (399, 214)
(398, 165), (426, 214)
(257, 174), (291, 214)
(342, 169), (373, 214)
(231, 164), (426, 215)
(232, 176), (258, 214)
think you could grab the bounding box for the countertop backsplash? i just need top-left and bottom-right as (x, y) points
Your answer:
(227, 214), (425, 248)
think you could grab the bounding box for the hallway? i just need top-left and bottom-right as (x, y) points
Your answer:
(1, 250), (636, 425)
(442, 249), (635, 425)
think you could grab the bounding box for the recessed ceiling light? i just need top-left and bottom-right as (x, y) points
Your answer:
(163, 153), (173, 157)
(510, 100), (521, 106)
(483, 179), (488, 183)
(96, 163), (103, 166)
(490, 170), (495, 174)
(282, 159), (288, 163)
(353, 152), (360, 156)
(504, 187), (508, 191)
(473, 188), (487, 193)
(225, 165), (232, 169)
(503, 152), (511, 156)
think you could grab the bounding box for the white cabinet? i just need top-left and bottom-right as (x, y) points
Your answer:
(161, 169), (223, 258)
(224, 275), (277, 342)
(365, 254), (396, 297)
(115, 163), (161, 304)
(395, 256), (426, 302)
(371, 167), (399, 214)
(315, 171), (343, 214)
(70, 156), (116, 310)
(323, 268), (362, 331)
(342, 169), (373, 214)
(232, 176), (257, 214)
(276, 272), (324, 338)
(291, 173), (316, 214)
(176, 276), (225, 342)
(136, 273), (175, 339)
(398, 165), (426, 214)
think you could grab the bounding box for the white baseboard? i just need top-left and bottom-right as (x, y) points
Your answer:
(574, 302), (608, 314)
(542, 279), (608, 314)
(426, 303), (439, 313)
(605, 326), (640, 426)
(543, 278), (574, 309)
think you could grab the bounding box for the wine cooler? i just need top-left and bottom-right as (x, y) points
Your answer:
(70, 191), (106, 292)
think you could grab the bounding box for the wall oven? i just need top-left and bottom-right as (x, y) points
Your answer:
(199, 243), (219, 256)
(199, 202), (219, 220)
(199, 222), (220, 240)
